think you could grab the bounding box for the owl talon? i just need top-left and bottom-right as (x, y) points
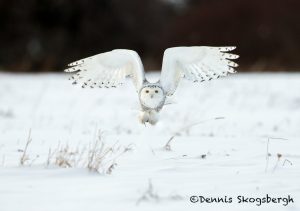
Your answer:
(139, 111), (149, 124)
(138, 110), (158, 125)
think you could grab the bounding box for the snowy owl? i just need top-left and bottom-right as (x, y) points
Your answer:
(64, 46), (239, 125)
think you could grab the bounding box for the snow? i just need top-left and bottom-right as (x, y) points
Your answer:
(0, 72), (299, 211)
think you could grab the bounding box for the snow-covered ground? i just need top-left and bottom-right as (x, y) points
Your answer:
(0, 72), (299, 211)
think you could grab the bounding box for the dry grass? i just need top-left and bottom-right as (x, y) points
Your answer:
(16, 128), (133, 174)
(54, 144), (80, 168)
(136, 180), (183, 205)
(136, 180), (159, 205)
(19, 129), (33, 166)
(45, 130), (133, 174)
(265, 137), (289, 173)
(163, 136), (174, 151)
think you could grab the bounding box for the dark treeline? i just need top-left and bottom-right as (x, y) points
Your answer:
(0, 0), (299, 72)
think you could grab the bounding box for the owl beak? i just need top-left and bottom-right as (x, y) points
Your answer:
(150, 94), (154, 98)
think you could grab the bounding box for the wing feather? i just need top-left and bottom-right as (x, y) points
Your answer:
(160, 46), (239, 96)
(65, 49), (145, 91)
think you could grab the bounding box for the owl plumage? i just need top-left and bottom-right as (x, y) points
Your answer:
(64, 47), (239, 125)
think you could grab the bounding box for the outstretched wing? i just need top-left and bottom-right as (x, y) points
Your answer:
(64, 49), (145, 91)
(160, 46), (239, 96)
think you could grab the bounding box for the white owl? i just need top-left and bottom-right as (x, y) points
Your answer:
(64, 46), (239, 125)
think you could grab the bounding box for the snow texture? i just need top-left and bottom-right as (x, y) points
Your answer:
(0, 72), (299, 211)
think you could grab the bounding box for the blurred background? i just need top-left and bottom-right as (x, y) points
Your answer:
(0, 0), (299, 72)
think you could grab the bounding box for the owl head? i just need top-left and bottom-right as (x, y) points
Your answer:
(139, 84), (165, 109)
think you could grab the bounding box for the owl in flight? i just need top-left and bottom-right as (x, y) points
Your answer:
(65, 46), (239, 125)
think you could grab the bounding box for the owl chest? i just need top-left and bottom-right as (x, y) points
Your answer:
(139, 94), (165, 111)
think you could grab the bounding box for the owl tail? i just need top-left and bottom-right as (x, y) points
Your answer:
(138, 110), (159, 125)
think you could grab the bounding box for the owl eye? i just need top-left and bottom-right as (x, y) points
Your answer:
(145, 90), (149, 93)
(155, 90), (158, 93)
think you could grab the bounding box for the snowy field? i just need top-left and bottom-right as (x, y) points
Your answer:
(0, 72), (299, 211)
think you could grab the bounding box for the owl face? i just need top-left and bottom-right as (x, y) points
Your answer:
(140, 86), (165, 109)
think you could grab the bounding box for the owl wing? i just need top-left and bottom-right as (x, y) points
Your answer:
(64, 49), (145, 91)
(159, 46), (239, 96)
